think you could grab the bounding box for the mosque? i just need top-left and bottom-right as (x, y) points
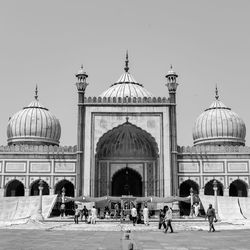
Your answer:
(0, 54), (249, 207)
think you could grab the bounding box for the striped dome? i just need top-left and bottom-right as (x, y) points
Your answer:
(193, 94), (246, 146)
(7, 98), (61, 146)
(99, 72), (153, 98)
(99, 53), (153, 98)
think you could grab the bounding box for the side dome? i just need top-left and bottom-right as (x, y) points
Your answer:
(7, 89), (61, 146)
(193, 89), (246, 146)
(99, 53), (153, 98)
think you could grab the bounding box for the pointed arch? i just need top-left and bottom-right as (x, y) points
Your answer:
(204, 179), (224, 196)
(5, 179), (25, 197)
(229, 179), (248, 197)
(30, 179), (50, 196)
(96, 121), (159, 159)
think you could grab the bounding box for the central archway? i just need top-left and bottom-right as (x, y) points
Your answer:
(112, 168), (142, 196)
(95, 120), (159, 197)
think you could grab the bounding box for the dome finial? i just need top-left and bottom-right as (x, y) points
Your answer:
(124, 50), (129, 72)
(35, 85), (38, 100)
(215, 85), (219, 100)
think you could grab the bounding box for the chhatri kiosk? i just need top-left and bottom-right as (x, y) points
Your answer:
(0, 54), (249, 213)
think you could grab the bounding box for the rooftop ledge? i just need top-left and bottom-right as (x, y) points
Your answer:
(82, 96), (171, 105)
(0, 145), (77, 153)
(178, 145), (250, 154)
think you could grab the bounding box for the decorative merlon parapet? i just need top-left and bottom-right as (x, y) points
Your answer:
(83, 96), (170, 104)
(178, 145), (250, 154)
(0, 145), (77, 153)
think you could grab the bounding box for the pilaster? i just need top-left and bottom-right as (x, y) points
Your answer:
(0, 188), (4, 197)
(25, 188), (29, 196)
(224, 188), (229, 196)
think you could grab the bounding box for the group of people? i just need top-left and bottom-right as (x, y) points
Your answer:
(158, 205), (174, 233)
(62, 201), (217, 232)
(130, 204), (149, 226)
(73, 205), (97, 224)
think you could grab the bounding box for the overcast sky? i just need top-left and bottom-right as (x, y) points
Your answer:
(0, 0), (250, 147)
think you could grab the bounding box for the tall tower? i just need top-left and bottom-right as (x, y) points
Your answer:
(75, 65), (88, 196)
(165, 65), (179, 196)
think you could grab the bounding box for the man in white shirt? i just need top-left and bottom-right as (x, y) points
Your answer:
(90, 205), (97, 224)
(143, 205), (149, 226)
(131, 205), (137, 226)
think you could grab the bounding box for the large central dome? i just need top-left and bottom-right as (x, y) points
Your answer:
(99, 53), (153, 98)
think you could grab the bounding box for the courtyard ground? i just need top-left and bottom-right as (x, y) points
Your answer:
(1, 219), (250, 250)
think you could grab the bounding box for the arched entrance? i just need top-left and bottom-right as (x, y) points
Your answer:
(179, 180), (199, 216)
(30, 180), (50, 196)
(204, 180), (223, 196)
(95, 120), (159, 197)
(54, 179), (75, 197)
(53, 180), (75, 216)
(112, 168), (142, 196)
(6, 180), (24, 197)
(229, 180), (247, 197)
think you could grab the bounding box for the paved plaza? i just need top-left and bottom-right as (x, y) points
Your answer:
(0, 220), (250, 250)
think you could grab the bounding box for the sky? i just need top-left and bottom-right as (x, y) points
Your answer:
(0, 0), (250, 147)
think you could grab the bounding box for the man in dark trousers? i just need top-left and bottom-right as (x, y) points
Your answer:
(158, 209), (166, 230)
(164, 206), (173, 233)
(206, 203), (217, 232)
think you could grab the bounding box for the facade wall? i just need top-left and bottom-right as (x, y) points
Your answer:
(177, 146), (250, 196)
(0, 146), (77, 197)
(83, 103), (171, 197)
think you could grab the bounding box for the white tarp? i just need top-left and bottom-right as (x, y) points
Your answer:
(199, 195), (246, 221)
(238, 197), (250, 219)
(0, 195), (57, 222)
(217, 196), (244, 220)
(199, 195), (214, 213)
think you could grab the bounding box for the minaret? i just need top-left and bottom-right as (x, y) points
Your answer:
(75, 65), (88, 196)
(165, 65), (179, 196)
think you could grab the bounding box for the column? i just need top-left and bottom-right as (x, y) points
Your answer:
(224, 188), (229, 196)
(0, 188), (4, 197)
(25, 188), (30, 196)
(213, 180), (220, 220)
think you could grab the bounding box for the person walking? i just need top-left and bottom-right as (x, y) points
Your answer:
(131, 205), (137, 226)
(74, 205), (80, 224)
(143, 204), (149, 226)
(164, 206), (173, 233)
(206, 204), (217, 232)
(158, 209), (166, 230)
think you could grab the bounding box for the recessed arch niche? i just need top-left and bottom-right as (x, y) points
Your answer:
(95, 120), (159, 197)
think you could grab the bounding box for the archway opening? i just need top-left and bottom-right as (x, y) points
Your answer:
(54, 179), (75, 197)
(204, 180), (223, 196)
(229, 180), (247, 197)
(95, 121), (159, 197)
(30, 180), (50, 196)
(53, 180), (75, 216)
(112, 167), (142, 196)
(6, 180), (24, 197)
(179, 180), (199, 216)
